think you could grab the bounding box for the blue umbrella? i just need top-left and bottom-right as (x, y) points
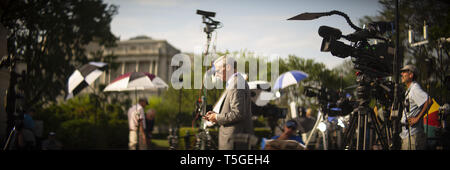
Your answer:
(273, 70), (308, 90)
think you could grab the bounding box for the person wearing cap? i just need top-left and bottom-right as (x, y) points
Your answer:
(399, 64), (432, 150)
(127, 98), (148, 150)
(273, 120), (304, 144)
(262, 120), (305, 150)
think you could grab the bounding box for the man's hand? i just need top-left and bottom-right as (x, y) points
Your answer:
(408, 97), (432, 126)
(408, 116), (420, 126)
(203, 111), (217, 123)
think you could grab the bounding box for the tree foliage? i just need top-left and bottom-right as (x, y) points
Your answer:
(0, 0), (118, 107)
(35, 94), (129, 149)
(360, 0), (450, 103)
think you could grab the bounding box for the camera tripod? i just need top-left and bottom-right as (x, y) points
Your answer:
(194, 121), (214, 150)
(192, 10), (221, 150)
(193, 97), (215, 150)
(343, 73), (390, 150)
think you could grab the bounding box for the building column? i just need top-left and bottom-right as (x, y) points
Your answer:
(121, 61), (125, 75)
(135, 60), (139, 72)
(149, 59), (153, 74)
(154, 60), (158, 76)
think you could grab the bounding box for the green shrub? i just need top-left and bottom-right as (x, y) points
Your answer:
(36, 94), (129, 149)
(154, 126), (271, 150)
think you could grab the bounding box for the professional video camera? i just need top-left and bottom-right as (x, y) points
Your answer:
(304, 86), (339, 104)
(289, 10), (401, 150)
(251, 102), (287, 119)
(251, 102), (287, 137)
(196, 10), (222, 37)
(319, 22), (396, 77)
(304, 86), (356, 116)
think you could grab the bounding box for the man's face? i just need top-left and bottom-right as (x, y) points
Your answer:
(214, 63), (228, 82)
(306, 109), (312, 118)
(401, 71), (413, 84)
(139, 101), (148, 108)
(284, 125), (295, 136)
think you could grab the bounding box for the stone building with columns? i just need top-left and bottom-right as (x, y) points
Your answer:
(94, 35), (179, 86)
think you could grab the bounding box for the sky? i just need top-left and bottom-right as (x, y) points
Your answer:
(103, 0), (383, 69)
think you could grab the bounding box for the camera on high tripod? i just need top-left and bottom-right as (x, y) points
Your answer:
(197, 10), (222, 36)
(289, 10), (402, 150)
(191, 9), (222, 150)
(318, 13), (399, 150)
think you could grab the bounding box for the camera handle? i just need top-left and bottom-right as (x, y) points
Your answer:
(288, 10), (362, 32)
(327, 10), (362, 32)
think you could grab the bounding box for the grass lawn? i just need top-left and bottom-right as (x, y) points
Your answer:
(150, 139), (169, 150)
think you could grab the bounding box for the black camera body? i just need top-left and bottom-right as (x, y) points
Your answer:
(251, 103), (287, 119)
(196, 9), (221, 35)
(304, 86), (339, 104)
(319, 22), (396, 78)
(304, 86), (355, 116)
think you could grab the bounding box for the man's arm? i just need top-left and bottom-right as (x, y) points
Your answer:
(408, 97), (432, 126)
(216, 89), (247, 125)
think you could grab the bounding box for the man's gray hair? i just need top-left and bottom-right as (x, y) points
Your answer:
(214, 55), (237, 70)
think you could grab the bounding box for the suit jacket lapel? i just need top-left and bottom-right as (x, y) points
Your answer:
(213, 91), (227, 113)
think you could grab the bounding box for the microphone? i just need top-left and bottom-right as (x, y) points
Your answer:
(318, 26), (342, 39)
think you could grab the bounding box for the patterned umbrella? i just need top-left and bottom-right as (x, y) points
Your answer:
(66, 62), (107, 100)
(103, 72), (168, 92)
(273, 70), (309, 90)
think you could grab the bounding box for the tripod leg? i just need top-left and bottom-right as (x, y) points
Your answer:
(3, 127), (17, 150)
(356, 111), (366, 150)
(363, 113), (368, 150)
(369, 110), (389, 150)
(343, 112), (357, 149)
